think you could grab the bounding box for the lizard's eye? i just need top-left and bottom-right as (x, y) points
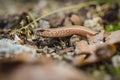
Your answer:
(34, 29), (46, 35)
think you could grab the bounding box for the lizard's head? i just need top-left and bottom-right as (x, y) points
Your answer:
(34, 28), (50, 37)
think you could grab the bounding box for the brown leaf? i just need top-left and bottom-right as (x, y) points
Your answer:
(105, 30), (120, 44)
(87, 30), (104, 44)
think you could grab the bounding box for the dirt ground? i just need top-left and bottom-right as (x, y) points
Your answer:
(0, 0), (120, 80)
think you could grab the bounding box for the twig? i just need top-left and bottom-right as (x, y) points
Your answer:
(11, 1), (98, 34)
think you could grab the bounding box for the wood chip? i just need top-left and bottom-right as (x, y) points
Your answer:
(59, 47), (74, 54)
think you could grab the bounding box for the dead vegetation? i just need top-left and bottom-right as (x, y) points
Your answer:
(0, 0), (120, 80)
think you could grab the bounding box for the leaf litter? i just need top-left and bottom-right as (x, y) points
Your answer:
(0, 0), (120, 80)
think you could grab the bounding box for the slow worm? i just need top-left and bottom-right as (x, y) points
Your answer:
(35, 26), (97, 37)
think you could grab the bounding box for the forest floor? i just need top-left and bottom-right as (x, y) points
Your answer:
(0, 0), (120, 80)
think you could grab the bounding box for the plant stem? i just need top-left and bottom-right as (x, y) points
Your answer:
(14, 1), (98, 32)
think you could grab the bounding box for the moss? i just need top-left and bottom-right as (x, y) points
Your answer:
(114, 67), (120, 75)
(96, 0), (120, 4)
(106, 22), (120, 32)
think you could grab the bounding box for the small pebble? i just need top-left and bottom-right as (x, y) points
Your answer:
(70, 14), (84, 25)
(39, 20), (50, 29)
(70, 35), (81, 46)
(64, 17), (72, 26)
(112, 55), (120, 68)
(84, 17), (103, 31)
(0, 38), (36, 57)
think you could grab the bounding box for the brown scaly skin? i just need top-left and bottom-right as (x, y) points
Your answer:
(35, 26), (97, 37)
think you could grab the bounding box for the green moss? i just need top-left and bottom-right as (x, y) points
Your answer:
(95, 0), (120, 4)
(106, 22), (120, 32)
(114, 67), (120, 75)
